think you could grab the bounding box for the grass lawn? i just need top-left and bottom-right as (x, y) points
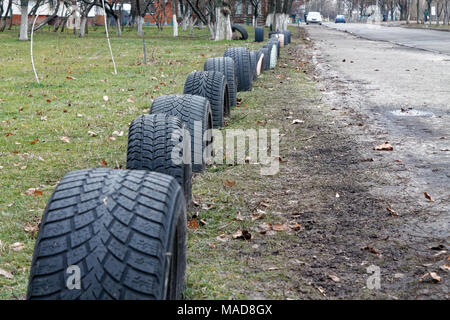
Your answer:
(0, 24), (316, 299)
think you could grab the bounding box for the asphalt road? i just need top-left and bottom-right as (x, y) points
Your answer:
(304, 26), (449, 297)
(324, 22), (450, 55)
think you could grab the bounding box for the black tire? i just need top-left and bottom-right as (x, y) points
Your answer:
(203, 57), (237, 108)
(262, 43), (273, 68)
(259, 47), (270, 71)
(254, 27), (264, 42)
(231, 24), (248, 40)
(286, 30), (291, 44)
(27, 168), (187, 300)
(224, 47), (252, 92)
(249, 51), (257, 81)
(183, 71), (229, 128)
(281, 31), (288, 46)
(127, 114), (192, 205)
(150, 94), (213, 173)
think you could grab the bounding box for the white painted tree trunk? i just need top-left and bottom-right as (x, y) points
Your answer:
(173, 14), (178, 36)
(266, 13), (274, 27)
(80, 16), (87, 37)
(137, 16), (144, 36)
(214, 7), (232, 41)
(252, 15), (256, 27)
(19, 5), (28, 41)
(181, 15), (188, 31)
(115, 17), (122, 36)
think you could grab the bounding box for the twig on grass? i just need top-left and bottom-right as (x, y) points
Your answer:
(102, 0), (117, 75)
(30, 15), (40, 84)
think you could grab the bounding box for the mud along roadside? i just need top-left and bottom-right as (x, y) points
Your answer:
(300, 26), (449, 299)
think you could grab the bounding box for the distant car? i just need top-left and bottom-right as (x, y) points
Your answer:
(335, 15), (346, 23)
(306, 12), (323, 25)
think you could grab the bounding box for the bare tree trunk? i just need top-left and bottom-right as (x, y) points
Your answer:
(444, 0), (449, 24)
(0, 0), (12, 32)
(407, 0), (411, 23)
(137, 16), (144, 36)
(189, 16), (195, 35)
(214, 6), (232, 40)
(19, 1), (29, 41)
(115, 17), (122, 36)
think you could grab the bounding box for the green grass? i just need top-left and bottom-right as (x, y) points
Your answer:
(0, 25), (316, 300)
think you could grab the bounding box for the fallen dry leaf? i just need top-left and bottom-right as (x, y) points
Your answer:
(199, 219), (208, 226)
(0, 268), (13, 279)
(361, 246), (382, 256)
(272, 224), (287, 232)
(127, 97), (136, 103)
(60, 136), (70, 143)
(30, 139), (39, 145)
(424, 192), (434, 202)
(224, 180), (236, 187)
(291, 119), (304, 124)
(419, 272), (441, 283)
(288, 222), (303, 231)
(251, 211), (266, 221)
(10, 242), (25, 251)
(88, 130), (98, 137)
(216, 234), (228, 242)
(328, 274), (340, 282)
(24, 222), (40, 234)
(188, 219), (199, 229)
(66, 76), (76, 80)
(439, 264), (450, 271)
(112, 130), (124, 137)
(387, 207), (399, 216)
(25, 188), (42, 196)
(99, 159), (108, 166)
(232, 229), (252, 240)
(233, 213), (244, 221)
(374, 142), (393, 151)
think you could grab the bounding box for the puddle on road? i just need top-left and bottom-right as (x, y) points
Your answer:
(391, 109), (434, 117)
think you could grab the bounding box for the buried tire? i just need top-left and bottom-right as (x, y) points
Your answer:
(127, 114), (192, 204)
(150, 94), (213, 173)
(27, 169), (187, 300)
(203, 57), (237, 108)
(183, 71), (229, 128)
(224, 47), (252, 92)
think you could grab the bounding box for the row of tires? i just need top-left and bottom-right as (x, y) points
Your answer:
(26, 29), (292, 300)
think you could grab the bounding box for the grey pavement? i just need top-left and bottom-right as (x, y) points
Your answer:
(323, 22), (450, 55)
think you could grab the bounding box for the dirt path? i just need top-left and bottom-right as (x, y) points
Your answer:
(187, 27), (448, 299)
